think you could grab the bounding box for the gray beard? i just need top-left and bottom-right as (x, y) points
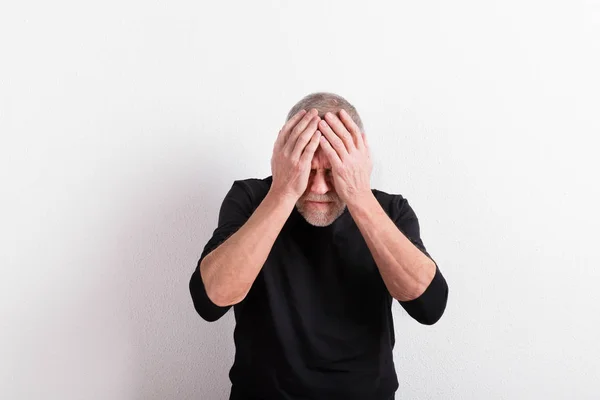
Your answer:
(295, 201), (347, 227)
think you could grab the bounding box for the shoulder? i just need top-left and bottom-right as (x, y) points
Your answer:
(227, 175), (273, 209)
(371, 188), (413, 221)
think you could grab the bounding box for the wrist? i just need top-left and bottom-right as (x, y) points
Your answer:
(345, 190), (376, 211)
(266, 188), (299, 209)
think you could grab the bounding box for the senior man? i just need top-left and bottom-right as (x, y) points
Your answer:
(189, 92), (449, 400)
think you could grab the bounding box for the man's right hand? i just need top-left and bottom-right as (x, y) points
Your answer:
(197, 110), (322, 309)
(270, 108), (322, 201)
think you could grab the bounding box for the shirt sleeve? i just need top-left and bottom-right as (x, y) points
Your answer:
(189, 180), (255, 322)
(392, 195), (449, 325)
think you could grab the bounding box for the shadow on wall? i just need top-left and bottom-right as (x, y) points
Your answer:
(118, 161), (236, 400)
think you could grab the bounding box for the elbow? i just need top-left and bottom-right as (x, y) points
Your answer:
(190, 283), (227, 322)
(200, 257), (247, 308)
(397, 263), (449, 326)
(417, 304), (446, 325)
(416, 283), (448, 325)
(191, 299), (224, 322)
(203, 288), (229, 308)
(202, 269), (246, 308)
(189, 263), (233, 323)
(205, 286), (245, 308)
(202, 274), (226, 307)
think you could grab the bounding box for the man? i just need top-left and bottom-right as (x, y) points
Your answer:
(189, 92), (449, 400)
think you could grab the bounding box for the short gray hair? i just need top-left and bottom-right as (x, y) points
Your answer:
(286, 92), (364, 132)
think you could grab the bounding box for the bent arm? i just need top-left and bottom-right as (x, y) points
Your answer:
(348, 192), (449, 325)
(200, 189), (296, 307)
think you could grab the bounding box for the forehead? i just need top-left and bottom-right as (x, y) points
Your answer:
(311, 148), (332, 169)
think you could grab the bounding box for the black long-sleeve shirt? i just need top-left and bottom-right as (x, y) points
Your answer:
(189, 176), (449, 400)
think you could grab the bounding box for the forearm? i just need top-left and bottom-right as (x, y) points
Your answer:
(347, 193), (436, 301)
(200, 189), (297, 306)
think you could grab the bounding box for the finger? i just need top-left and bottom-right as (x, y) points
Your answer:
(362, 132), (372, 159)
(285, 114), (320, 156)
(339, 109), (364, 149)
(318, 136), (342, 167)
(292, 118), (321, 160)
(323, 112), (355, 153)
(284, 109), (319, 152)
(318, 117), (348, 160)
(274, 109), (307, 150)
(361, 131), (370, 150)
(299, 130), (321, 164)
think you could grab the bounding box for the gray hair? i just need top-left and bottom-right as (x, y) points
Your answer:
(286, 92), (364, 132)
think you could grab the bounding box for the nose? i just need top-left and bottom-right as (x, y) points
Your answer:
(309, 170), (331, 195)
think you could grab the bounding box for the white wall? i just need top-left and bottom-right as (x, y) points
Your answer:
(2, 1), (599, 399)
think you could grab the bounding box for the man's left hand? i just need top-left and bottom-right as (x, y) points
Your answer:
(318, 109), (373, 206)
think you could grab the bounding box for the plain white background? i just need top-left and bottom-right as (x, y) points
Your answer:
(1, 1), (599, 399)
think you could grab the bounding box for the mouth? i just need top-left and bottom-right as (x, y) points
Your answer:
(306, 201), (332, 206)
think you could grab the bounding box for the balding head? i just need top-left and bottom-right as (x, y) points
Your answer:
(286, 92), (364, 132)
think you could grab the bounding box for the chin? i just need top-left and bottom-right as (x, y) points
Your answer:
(296, 201), (346, 227)
(303, 216), (335, 227)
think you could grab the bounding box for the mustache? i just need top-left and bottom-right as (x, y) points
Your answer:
(303, 195), (338, 202)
